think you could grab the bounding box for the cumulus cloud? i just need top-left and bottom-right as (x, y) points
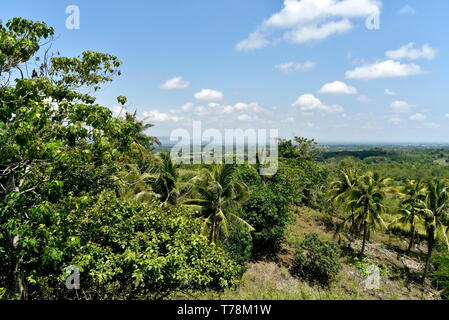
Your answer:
(236, 0), (381, 51)
(386, 43), (438, 60)
(398, 4), (415, 16)
(384, 89), (396, 96)
(160, 76), (190, 90)
(275, 61), (316, 73)
(194, 89), (224, 101)
(391, 100), (416, 113)
(409, 113), (426, 121)
(345, 60), (424, 80)
(142, 109), (183, 122)
(318, 81), (357, 95)
(292, 94), (344, 114)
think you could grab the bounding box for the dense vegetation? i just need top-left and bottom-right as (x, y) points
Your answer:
(1, 18), (449, 300)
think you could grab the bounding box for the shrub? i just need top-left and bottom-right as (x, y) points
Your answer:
(0, 192), (241, 299)
(221, 222), (253, 265)
(234, 165), (261, 188)
(239, 185), (290, 258)
(431, 254), (449, 300)
(291, 233), (341, 287)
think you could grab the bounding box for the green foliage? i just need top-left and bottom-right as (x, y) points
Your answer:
(239, 185), (290, 258)
(291, 233), (342, 287)
(0, 193), (241, 299)
(184, 164), (252, 244)
(431, 254), (449, 300)
(234, 165), (261, 188)
(221, 222), (253, 266)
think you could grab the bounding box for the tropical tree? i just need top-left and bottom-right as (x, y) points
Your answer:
(184, 164), (253, 243)
(421, 180), (449, 281)
(347, 172), (391, 257)
(150, 152), (181, 205)
(328, 168), (361, 238)
(391, 180), (427, 254)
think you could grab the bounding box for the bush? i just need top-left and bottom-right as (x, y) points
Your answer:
(221, 222), (253, 265)
(291, 233), (341, 287)
(431, 254), (449, 300)
(0, 192), (241, 299)
(239, 185), (290, 258)
(234, 165), (261, 188)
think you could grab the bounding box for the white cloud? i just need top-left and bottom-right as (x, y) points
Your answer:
(237, 114), (254, 121)
(409, 113), (426, 121)
(318, 81), (357, 95)
(236, 0), (382, 51)
(444, 114), (449, 119)
(235, 31), (269, 51)
(275, 61), (316, 73)
(345, 60), (424, 80)
(423, 122), (441, 129)
(391, 100), (416, 113)
(398, 4), (415, 16)
(160, 76), (190, 90)
(386, 43), (438, 60)
(384, 89), (396, 96)
(292, 94), (344, 114)
(194, 89), (224, 101)
(142, 109), (183, 122)
(284, 19), (353, 44)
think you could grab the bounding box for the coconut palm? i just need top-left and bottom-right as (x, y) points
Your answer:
(348, 172), (391, 257)
(421, 180), (449, 280)
(328, 168), (361, 238)
(391, 180), (427, 254)
(150, 152), (181, 205)
(184, 164), (253, 243)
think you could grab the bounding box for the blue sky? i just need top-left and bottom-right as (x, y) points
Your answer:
(2, 0), (449, 142)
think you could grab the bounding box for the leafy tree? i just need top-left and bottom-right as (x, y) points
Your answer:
(239, 185), (290, 258)
(392, 180), (427, 254)
(0, 17), (240, 299)
(184, 164), (253, 243)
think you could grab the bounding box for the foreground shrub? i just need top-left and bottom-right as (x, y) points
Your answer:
(0, 193), (241, 299)
(291, 233), (341, 287)
(431, 254), (449, 300)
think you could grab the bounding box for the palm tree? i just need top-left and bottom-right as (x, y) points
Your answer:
(151, 152), (180, 205)
(348, 172), (391, 257)
(328, 168), (361, 238)
(184, 164), (253, 243)
(391, 180), (427, 254)
(421, 180), (449, 281)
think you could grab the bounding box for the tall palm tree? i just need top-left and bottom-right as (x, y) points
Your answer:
(328, 168), (361, 238)
(421, 180), (449, 281)
(151, 152), (180, 205)
(391, 180), (426, 254)
(184, 164), (253, 243)
(348, 172), (391, 257)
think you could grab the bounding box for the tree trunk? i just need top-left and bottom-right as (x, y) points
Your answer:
(6, 172), (27, 299)
(360, 222), (368, 257)
(423, 234), (434, 282)
(407, 225), (416, 254)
